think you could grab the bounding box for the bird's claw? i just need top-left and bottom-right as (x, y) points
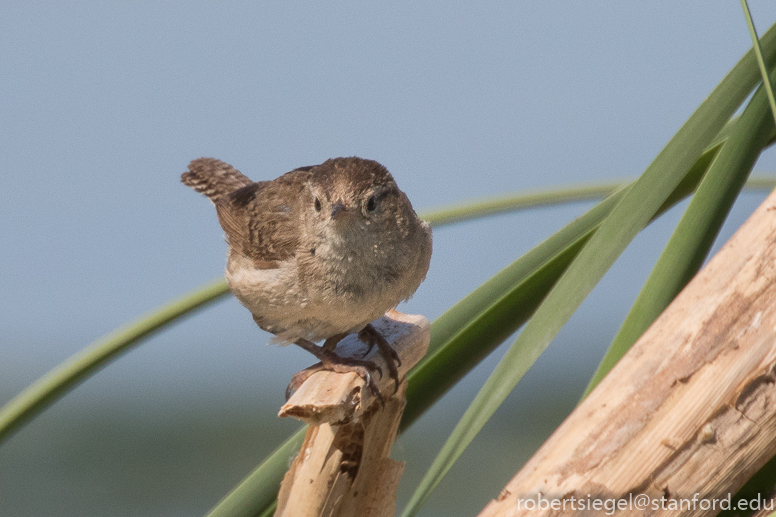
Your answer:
(284, 351), (385, 406)
(358, 324), (402, 395)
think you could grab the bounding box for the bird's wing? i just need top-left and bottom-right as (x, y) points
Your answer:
(216, 169), (310, 268)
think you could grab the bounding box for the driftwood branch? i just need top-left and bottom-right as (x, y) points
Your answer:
(479, 188), (776, 517)
(275, 310), (430, 517)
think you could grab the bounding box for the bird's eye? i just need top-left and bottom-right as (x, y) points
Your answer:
(366, 195), (376, 212)
(314, 197), (321, 212)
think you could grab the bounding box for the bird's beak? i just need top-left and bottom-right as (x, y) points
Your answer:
(330, 202), (350, 221)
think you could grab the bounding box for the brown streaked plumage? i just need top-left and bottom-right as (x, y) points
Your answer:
(182, 156), (433, 400)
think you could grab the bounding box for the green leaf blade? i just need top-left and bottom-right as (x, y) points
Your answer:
(0, 278), (231, 442)
(204, 428), (305, 517)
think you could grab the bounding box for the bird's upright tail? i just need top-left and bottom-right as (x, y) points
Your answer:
(181, 158), (253, 204)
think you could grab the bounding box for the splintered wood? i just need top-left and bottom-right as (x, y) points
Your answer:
(479, 188), (776, 517)
(275, 310), (430, 517)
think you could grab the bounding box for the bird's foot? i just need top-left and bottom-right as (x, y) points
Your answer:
(358, 323), (401, 395)
(288, 339), (384, 405)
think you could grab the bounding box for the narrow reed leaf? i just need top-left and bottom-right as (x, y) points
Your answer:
(204, 428), (304, 517)
(420, 180), (625, 227)
(741, 0), (776, 126)
(0, 278), (230, 442)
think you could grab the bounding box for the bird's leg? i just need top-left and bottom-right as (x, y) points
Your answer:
(322, 333), (348, 351)
(358, 324), (401, 394)
(286, 337), (384, 404)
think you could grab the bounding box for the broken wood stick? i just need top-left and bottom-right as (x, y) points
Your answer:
(479, 188), (776, 517)
(275, 310), (430, 517)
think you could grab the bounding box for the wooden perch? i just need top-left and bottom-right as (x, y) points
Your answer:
(275, 310), (430, 517)
(478, 188), (776, 516)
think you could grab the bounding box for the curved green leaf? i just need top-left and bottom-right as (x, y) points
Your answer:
(421, 180), (625, 227)
(205, 428), (304, 517)
(741, 0), (776, 126)
(0, 278), (231, 442)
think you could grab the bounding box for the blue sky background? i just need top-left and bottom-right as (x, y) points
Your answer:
(2, 3), (776, 516)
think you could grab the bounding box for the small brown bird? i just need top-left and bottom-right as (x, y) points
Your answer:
(182, 157), (432, 399)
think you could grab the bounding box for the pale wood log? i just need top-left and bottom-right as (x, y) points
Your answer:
(275, 310), (430, 517)
(479, 188), (776, 517)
